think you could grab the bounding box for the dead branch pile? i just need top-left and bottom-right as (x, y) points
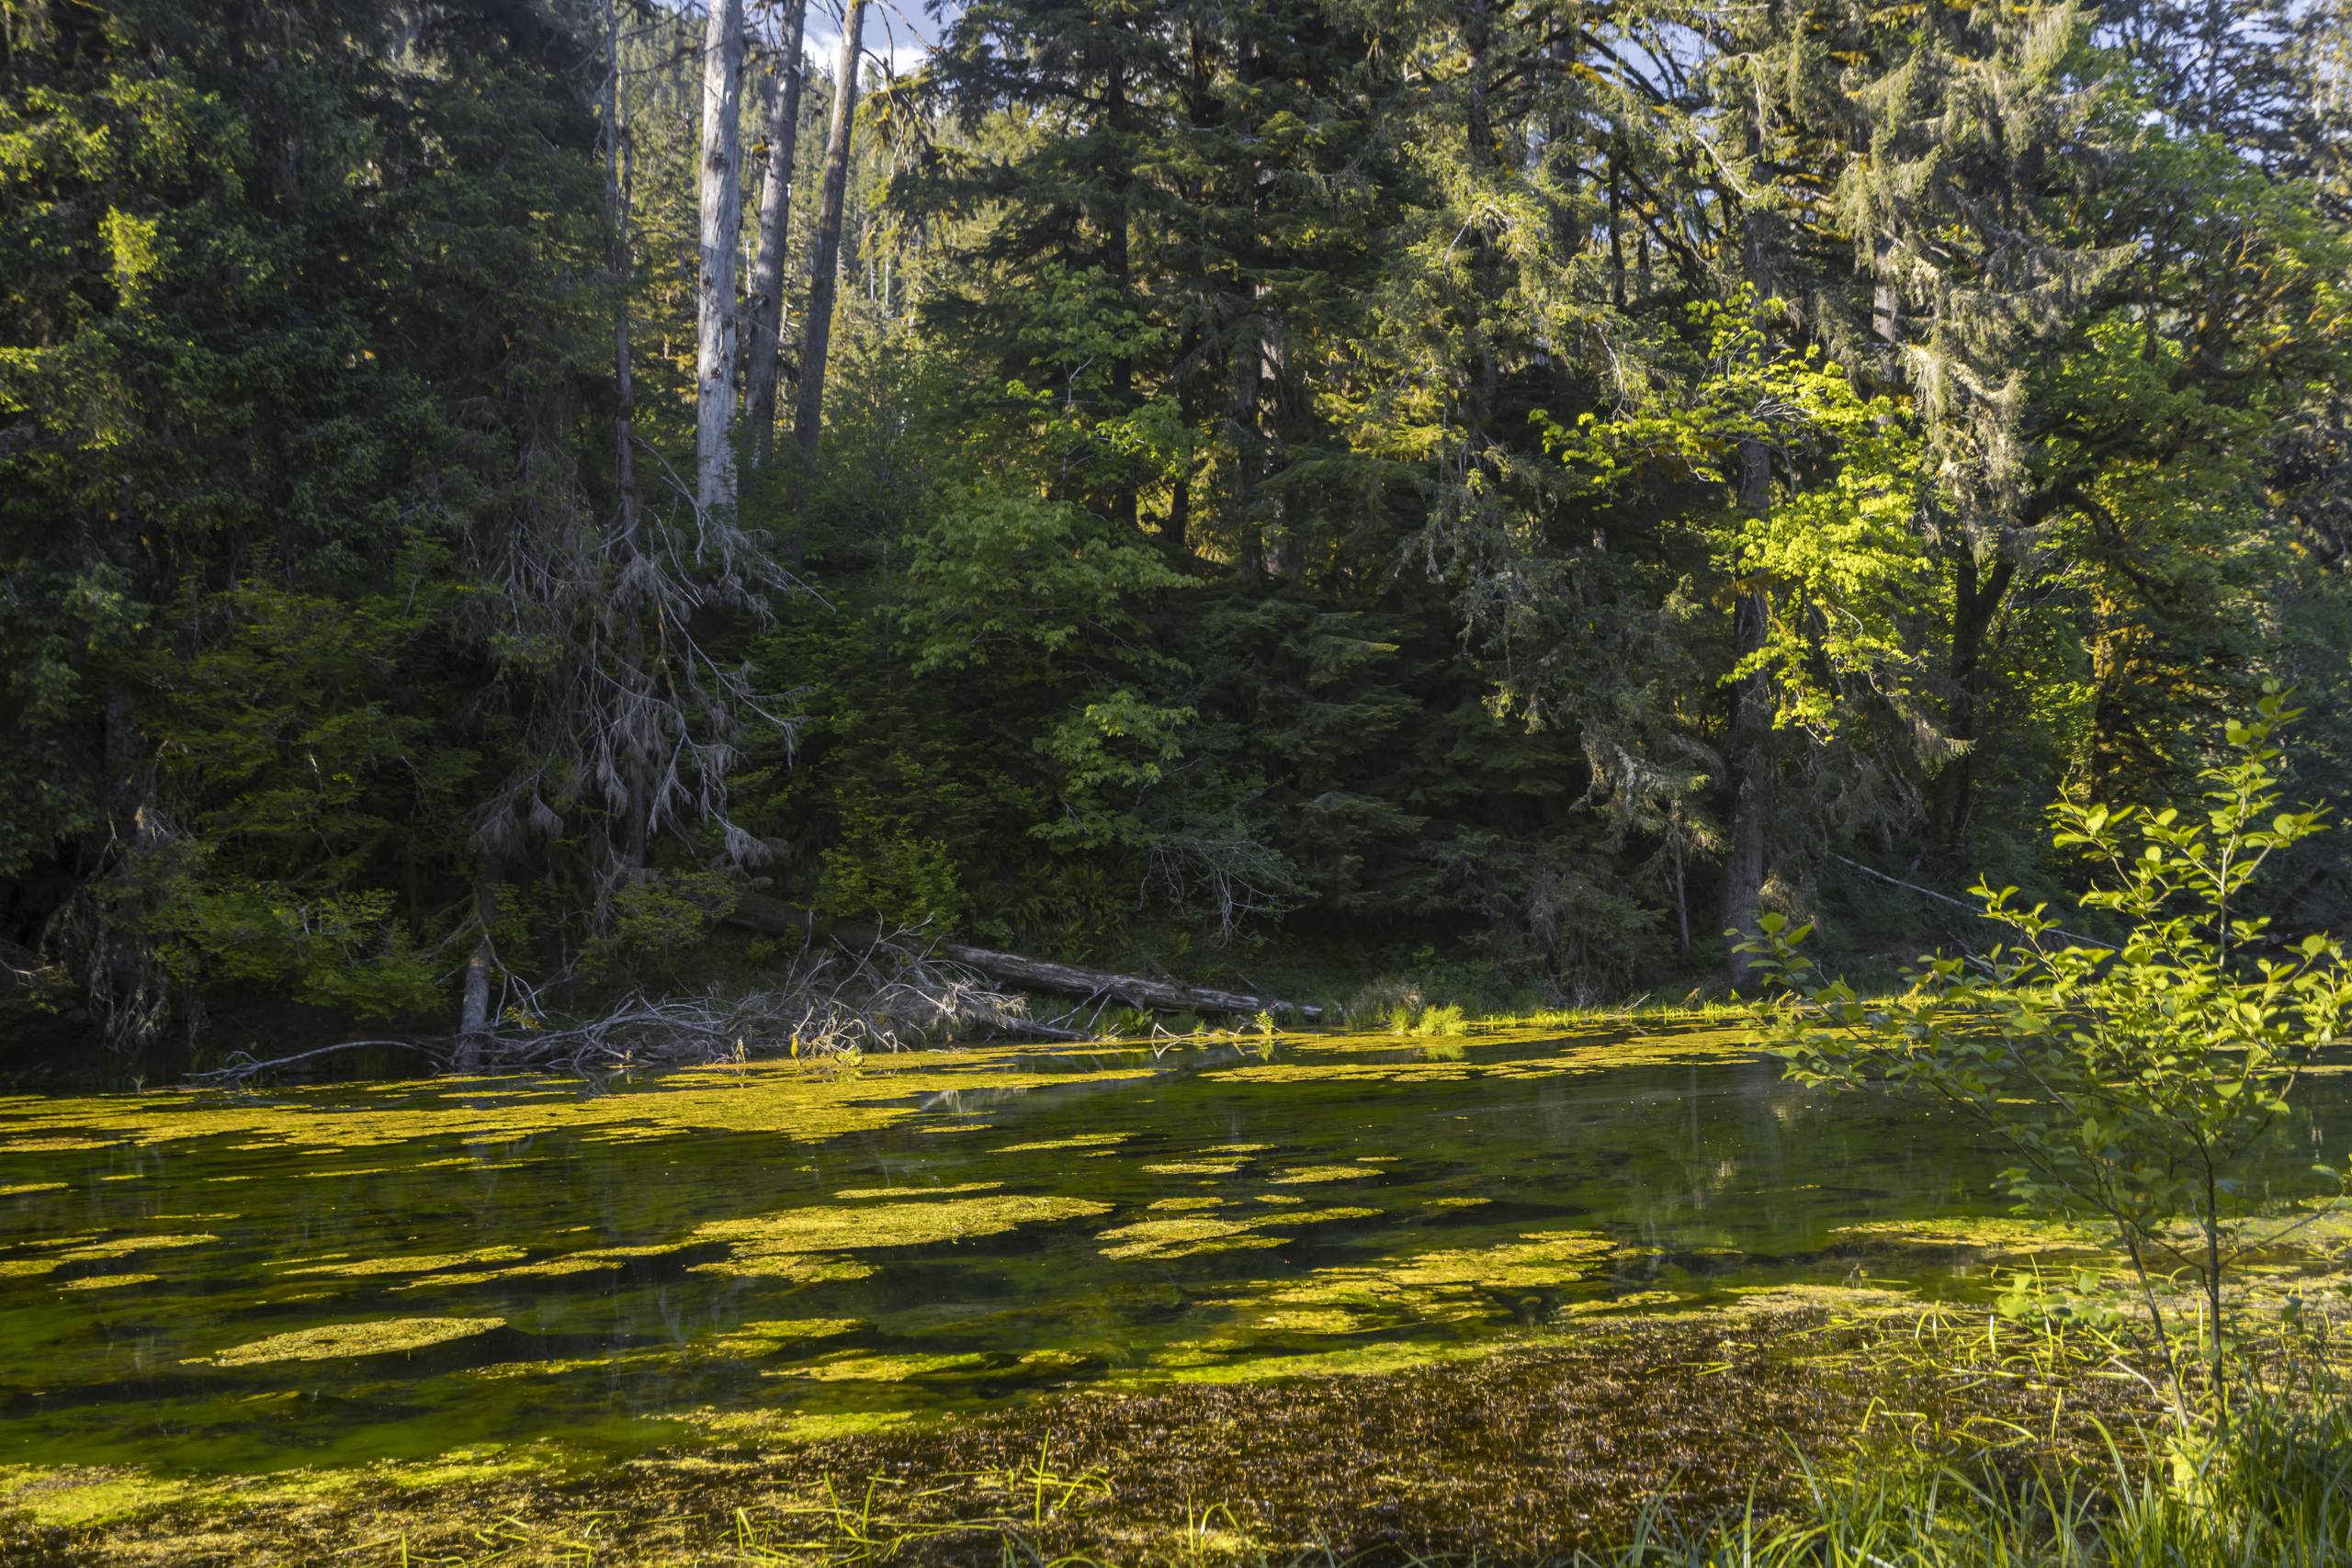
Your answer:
(187, 928), (1077, 1089)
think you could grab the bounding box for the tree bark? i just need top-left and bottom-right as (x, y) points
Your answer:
(1933, 548), (2017, 855)
(793, 0), (866, 461)
(742, 0), (808, 470)
(694, 0), (746, 520)
(456, 856), (502, 1069)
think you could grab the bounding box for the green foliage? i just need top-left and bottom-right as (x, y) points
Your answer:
(6, 0), (2352, 1051)
(1746, 695), (2352, 1408)
(583, 872), (743, 984)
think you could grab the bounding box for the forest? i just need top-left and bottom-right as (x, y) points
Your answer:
(7, 3), (2352, 1561)
(4, 0), (2350, 1064)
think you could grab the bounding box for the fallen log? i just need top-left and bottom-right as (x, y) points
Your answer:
(728, 892), (1323, 1022)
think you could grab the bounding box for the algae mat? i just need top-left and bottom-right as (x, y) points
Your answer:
(2, 1022), (2346, 1492)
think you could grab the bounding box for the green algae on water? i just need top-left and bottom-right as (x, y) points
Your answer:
(1267, 1164), (1381, 1184)
(281, 1245), (526, 1278)
(992, 1133), (1130, 1154)
(198, 1315), (506, 1366)
(693, 1193), (1114, 1277)
(59, 1271), (160, 1290)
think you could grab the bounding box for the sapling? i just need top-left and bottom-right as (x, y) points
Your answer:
(1742, 691), (2352, 1422)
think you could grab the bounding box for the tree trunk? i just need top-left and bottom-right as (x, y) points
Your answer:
(456, 856), (501, 1069)
(603, 0), (654, 874)
(742, 0), (808, 470)
(1933, 549), (2016, 855)
(93, 686), (172, 1052)
(1721, 436), (1772, 986)
(694, 0), (746, 520)
(604, 0), (642, 561)
(793, 0), (866, 461)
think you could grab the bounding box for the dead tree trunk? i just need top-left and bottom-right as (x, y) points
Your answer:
(742, 0), (808, 469)
(793, 0), (865, 462)
(456, 855), (502, 1069)
(694, 0), (746, 519)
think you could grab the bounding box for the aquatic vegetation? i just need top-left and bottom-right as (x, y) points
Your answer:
(1266, 1165), (1380, 1184)
(782, 1350), (996, 1382)
(992, 1134), (1130, 1154)
(1384, 1229), (1615, 1289)
(1096, 1215), (1282, 1260)
(0, 1183), (64, 1198)
(0, 1466), (198, 1530)
(2, 1018), (2344, 1553)
(1097, 1206), (1375, 1261)
(693, 1193), (1114, 1278)
(1831, 1217), (2103, 1255)
(708, 1317), (864, 1352)
(280, 1245), (526, 1277)
(198, 1316), (506, 1366)
(52, 1233), (219, 1262)
(58, 1272), (156, 1290)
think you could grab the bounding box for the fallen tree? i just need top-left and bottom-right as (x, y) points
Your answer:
(727, 892), (1324, 1022)
(187, 921), (1086, 1087)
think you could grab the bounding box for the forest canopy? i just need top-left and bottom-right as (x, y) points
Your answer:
(3, 0), (2349, 1059)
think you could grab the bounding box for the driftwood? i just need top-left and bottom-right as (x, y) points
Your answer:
(728, 892), (1323, 1021)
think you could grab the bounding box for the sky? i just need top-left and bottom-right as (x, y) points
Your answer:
(797, 0), (952, 78)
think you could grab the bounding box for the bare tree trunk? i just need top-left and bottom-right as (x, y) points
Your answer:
(91, 686), (173, 1052)
(1934, 548), (2016, 856)
(695, 0), (746, 520)
(742, 0), (808, 470)
(603, 0), (653, 875)
(793, 0), (866, 461)
(1721, 435), (1772, 987)
(456, 855), (502, 1069)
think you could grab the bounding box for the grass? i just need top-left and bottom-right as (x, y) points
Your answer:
(713, 1400), (2352, 1567)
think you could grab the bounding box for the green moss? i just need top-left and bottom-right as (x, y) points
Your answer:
(0, 1466), (195, 1529)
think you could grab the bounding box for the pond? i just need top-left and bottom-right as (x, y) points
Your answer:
(3, 1021), (2346, 1495)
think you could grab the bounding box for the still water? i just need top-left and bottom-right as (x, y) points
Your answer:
(2, 1021), (2341, 1479)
